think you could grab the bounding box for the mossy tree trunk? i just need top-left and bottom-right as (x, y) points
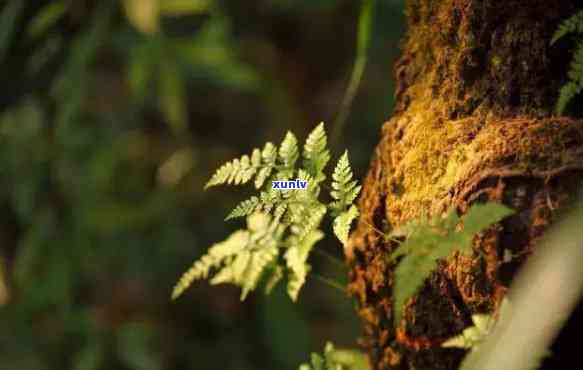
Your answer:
(346, 1), (583, 369)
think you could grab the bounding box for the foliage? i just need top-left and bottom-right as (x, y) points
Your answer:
(0, 0), (406, 368)
(442, 314), (495, 350)
(552, 8), (583, 114)
(298, 342), (368, 370)
(389, 203), (513, 326)
(173, 123), (361, 301)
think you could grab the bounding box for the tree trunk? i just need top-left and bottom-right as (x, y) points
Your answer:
(346, 1), (583, 369)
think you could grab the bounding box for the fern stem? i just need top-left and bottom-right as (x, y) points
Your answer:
(361, 219), (401, 243)
(312, 273), (346, 293)
(313, 248), (346, 270)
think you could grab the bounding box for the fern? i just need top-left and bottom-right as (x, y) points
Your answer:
(390, 203), (513, 326)
(225, 196), (261, 220)
(255, 142), (277, 188)
(330, 151), (362, 245)
(303, 122), (331, 183)
(171, 229), (250, 299)
(552, 9), (583, 113)
(299, 342), (368, 370)
(333, 205), (359, 246)
(330, 151), (361, 215)
(442, 313), (495, 350)
(551, 9), (583, 45)
(174, 123), (361, 301)
(279, 131), (299, 177)
(285, 230), (324, 301)
(557, 41), (583, 113)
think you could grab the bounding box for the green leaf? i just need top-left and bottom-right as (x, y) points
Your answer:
(299, 341), (368, 370)
(172, 229), (249, 299)
(551, 9), (583, 45)
(285, 230), (323, 301)
(255, 142), (277, 189)
(330, 151), (361, 216)
(442, 314), (495, 349)
(264, 265), (284, 294)
(392, 203), (513, 326)
(279, 131), (299, 175)
(205, 153), (258, 189)
(225, 196), (260, 220)
(303, 122), (330, 183)
(333, 204), (359, 246)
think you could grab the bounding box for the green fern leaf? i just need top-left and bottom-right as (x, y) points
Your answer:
(205, 153), (258, 189)
(551, 9), (583, 44)
(264, 264), (284, 294)
(225, 196), (261, 220)
(303, 122), (331, 183)
(567, 41), (583, 83)
(391, 203), (513, 326)
(333, 204), (359, 246)
(289, 204), (327, 242)
(279, 131), (299, 177)
(459, 203), (516, 243)
(172, 230), (249, 299)
(299, 342), (368, 370)
(240, 243), (279, 299)
(330, 151), (361, 216)
(209, 213), (280, 300)
(557, 40), (583, 114)
(255, 142), (277, 189)
(285, 229), (324, 301)
(442, 314), (495, 349)
(556, 81), (582, 114)
(554, 13), (583, 114)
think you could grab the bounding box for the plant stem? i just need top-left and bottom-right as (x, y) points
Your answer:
(314, 248), (346, 270)
(312, 273), (346, 293)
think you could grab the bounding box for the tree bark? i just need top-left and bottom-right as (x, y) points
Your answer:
(346, 1), (583, 369)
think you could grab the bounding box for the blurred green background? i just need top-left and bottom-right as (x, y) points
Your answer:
(0, 1), (405, 369)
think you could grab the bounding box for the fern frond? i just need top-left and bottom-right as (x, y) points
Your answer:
(299, 342), (368, 370)
(333, 204), (359, 246)
(240, 242), (279, 299)
(285, 230), (324, 301)
(209, 213), (280, 299)
(264, 264), (284, 294)
(255, 142), (277, 189)
(225, 196), (261, 220)
(557, 40), (583, 114)
(279, 131), (299, 177)
(205, 154), (258, 189)
(556, 81), (583, 115)
(551, 9), (583, 44)
(567, 41), (583, 84)
(258, 187), (283, 213)
(172, 230), (250, 299)
(391, 203), (513, 326)
(303, 122), (331, 183)
(289, 203), (327, 242)
(442, 314), (494, 350)
(554, 13), (583, 114)
(330, 151), (361, 216)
